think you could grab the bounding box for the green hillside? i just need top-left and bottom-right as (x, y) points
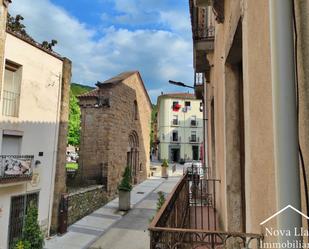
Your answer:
(71, 83), (95, 96)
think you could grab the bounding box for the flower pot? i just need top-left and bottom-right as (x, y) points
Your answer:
(161, 167), (168, 178)
(119, 190), (131, 211)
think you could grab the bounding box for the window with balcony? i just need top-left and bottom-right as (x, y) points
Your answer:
(190, 116), (197, 126)
(2, 60), (22, 117)
(190, 131), (197, 142)
(172, 115), (179, 126)
(172, 130), (178, 142)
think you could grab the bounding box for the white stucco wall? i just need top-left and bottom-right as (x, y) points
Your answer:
(157, 96), (203, 162)
(0, 33), (63, 249)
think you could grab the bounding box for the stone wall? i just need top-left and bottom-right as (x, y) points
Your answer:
(78, 72), (152, 199)
(68, 185), (108, 225)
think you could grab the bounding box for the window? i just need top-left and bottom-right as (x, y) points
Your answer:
(172, 130), (178, 142)
(191, 131), (197, 142)
(2, 135), (22, 155)
(172, 101), (181, 112)
(8, 192), (39, 248)
(2, 60), (22, 117)
(133, 100), (138, 120)
(172, 115), (179, 125)
(185, 101), (191, 107)
(190, 116), (197, 126)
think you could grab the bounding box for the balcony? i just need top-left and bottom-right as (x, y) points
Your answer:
(190, 120), (198, 127)
(0, 155), (34, 184)
(189, 136), (200, 143)
(171, 120), (180, 126)
(194, 72), (205, 100)
(149, 172), (262, 249)
(171, 136), (181, 143)
(2, 90), (20, 117)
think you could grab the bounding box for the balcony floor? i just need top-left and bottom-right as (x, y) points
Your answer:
(189, 206), (218, 230)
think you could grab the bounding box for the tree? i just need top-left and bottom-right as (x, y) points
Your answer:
(68, 91), (81, 146)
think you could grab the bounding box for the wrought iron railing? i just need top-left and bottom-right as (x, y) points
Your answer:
(170, 136), (181, 143)
(193, 25), (215, 41)
(2, 90), (20, 117)
(0, 155), (33, 183)
(149, 172), (263, 249)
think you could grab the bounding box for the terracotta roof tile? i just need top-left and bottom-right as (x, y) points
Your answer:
(159, 92), (196, 100)
(96, 71), (138, 85)
(78, 88), (99, 98)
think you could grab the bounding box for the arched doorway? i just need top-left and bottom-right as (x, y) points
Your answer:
(127, 131), (139, 184)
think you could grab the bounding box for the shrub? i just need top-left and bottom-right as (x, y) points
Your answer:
(156, 191), (166, 211)
(161, 159), (169, 168)
(22, 204), (44, 249)
(118, 166), (132, 192)
(14, 240), (30, 249)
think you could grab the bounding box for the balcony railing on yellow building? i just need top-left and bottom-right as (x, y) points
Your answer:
(149, 171), (263, 249)
(0, 155), (33, 183)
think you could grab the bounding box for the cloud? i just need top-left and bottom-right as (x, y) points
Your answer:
(9, 0), (193, 103)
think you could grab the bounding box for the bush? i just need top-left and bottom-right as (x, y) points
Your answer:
(14, 240), (30, 249)
(118, 166), (132, 192)
(156, 191), (166, 211)
(22, 204), (44, 249)
(161, 159), (169, 168)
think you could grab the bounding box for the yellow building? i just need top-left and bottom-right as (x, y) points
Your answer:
(156, 93), (203, 163)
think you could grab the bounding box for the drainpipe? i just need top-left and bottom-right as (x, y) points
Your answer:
(203, 74), (208, 178)
(269, 0), (302, 244)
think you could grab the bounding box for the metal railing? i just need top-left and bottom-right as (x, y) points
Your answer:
(2, 90), (20, 117)
(149, 171), (263, 249)
(190, 120), (198, 126)
(193, 25), (215, 41)
(171, 120), (180, 126)
(170, 136), (181, 143)
(0, 155), (33, 183)
(189, 136), (200, 143)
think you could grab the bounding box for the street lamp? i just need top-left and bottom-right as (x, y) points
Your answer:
(168, 79), (208, 177)
(168, 80), (195, 89)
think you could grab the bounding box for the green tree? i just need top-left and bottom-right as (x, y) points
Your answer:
(21, 204), (44, 249)
(68, 91), (81, 146)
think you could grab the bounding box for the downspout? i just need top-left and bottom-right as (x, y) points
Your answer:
(203, 74), (208, 178)
(269, 0), (302, 244)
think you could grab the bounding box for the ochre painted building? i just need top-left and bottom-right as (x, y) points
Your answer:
(190, 0), (309, 245)
(78, 71), (152, 198)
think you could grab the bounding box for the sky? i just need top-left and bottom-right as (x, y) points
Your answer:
(9, 0), (194, 103)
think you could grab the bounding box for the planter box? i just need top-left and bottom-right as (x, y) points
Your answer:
(119, 190), (131, 211)
(161, 167), (168, 178)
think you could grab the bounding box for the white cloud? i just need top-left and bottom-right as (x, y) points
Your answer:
(9, 0), (193, 103)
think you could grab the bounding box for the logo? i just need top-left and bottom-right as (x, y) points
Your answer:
(260, 205), (309, 249)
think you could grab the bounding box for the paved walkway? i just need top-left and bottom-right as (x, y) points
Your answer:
(89, 176), (180, 249)
(45, 164), (183, 249)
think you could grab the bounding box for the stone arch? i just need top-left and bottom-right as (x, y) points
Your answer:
(127, 130), (139, 183)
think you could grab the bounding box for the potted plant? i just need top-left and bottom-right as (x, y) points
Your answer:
(161, 159), (169, 178)
(118, 166), (132, 211)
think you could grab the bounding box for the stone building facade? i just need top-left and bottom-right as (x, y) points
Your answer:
(190, 0), (309, 244)
(78, 71), (152, 198)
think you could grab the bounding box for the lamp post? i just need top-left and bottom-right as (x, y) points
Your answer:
(169, 80), (207, 176)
